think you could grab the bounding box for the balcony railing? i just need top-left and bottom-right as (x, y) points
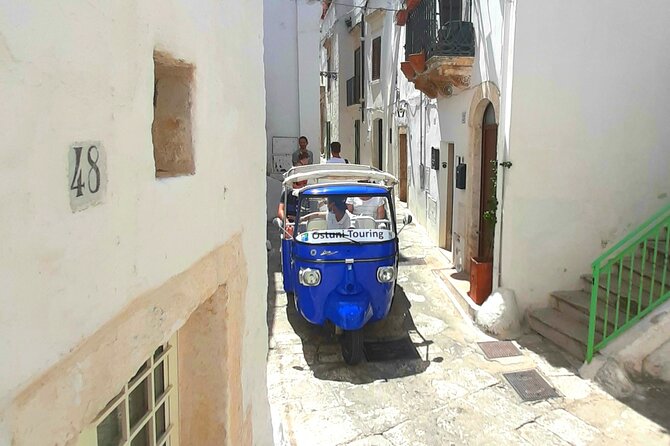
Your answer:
(405, 0), (475, 59)
(346, 76), (360, 106)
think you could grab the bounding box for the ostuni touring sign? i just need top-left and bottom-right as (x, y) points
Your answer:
(298, 229), (394, 244)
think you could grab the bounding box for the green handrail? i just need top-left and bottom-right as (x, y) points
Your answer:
(586, 202), (670, 362)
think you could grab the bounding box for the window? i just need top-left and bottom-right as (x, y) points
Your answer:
(371, 37), (381, 81)
(326, 121), (331, 158)
(375, 119), (383, 169)
(439, 0), (463, 25)
(295, 195), (393, 242)
(77, 335), (179, 446)
(326, 55), (332, 94)
(354, 47), (363, 102)
(354, 120), (361, 164)
(347, 47), (362, 106)
(152, 51), (195, 178)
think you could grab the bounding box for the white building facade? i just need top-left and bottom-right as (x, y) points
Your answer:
(0, 1), (273, 444)
(402, 0), (670, 316)
(320, 0), (403, 179)
(264, 0), (322, 220)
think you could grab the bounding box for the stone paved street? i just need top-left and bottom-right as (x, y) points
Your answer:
(266, 209), (670, 446)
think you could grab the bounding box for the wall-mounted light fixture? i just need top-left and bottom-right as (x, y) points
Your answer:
(396, 99), (409, 118)
(319, 71), (338, 80)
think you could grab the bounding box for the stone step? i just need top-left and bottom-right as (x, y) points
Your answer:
(580, 273), (668, 306)
(528, 307), (593, 360)
(621, 255), (670, 288)
(580, 273), (669, 323)
(551, 290), (627, 334)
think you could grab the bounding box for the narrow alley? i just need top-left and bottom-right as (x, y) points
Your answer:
(266, 206), (670, 446)
(4, 1), (670, 445)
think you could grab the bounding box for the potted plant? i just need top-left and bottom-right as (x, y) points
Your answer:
(407, 51), (426, 73)
(469, 159), (498, 305)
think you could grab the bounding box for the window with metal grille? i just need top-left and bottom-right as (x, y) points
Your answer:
(77, 335), (179, 446)
(371, 37), (381, 81)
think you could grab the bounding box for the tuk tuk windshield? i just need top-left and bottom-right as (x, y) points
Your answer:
(295, 195), (395, 244)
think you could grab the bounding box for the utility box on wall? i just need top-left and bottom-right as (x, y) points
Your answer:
(455, 163), (466, 189)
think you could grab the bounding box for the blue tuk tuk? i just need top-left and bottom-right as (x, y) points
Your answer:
(274, 164), (411, 364)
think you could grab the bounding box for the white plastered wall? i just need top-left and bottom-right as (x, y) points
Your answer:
(264, 0), (321, 220)
(500, 0), (670, 313)
(0, 1), (271, 443)
(264, 0), (300, 220)
(325, 1), (401, 168)
(403, 0), (504, 255)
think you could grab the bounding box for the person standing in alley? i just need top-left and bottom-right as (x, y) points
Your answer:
(292, 136), (314, 166)
(326, 141), (348, 164)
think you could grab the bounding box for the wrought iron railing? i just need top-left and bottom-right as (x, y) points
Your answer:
(406, 0), (437, 56)
(405, 0), (475, 59)
(586, 203), (670, 362)
(346, 76), (360, 106)
(432, 21), (475, 57)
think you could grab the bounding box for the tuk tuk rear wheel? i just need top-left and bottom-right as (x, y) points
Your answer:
(341, 329), (364, 365)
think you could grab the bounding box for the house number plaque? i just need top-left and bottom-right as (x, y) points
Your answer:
(68, 141), (106, 212)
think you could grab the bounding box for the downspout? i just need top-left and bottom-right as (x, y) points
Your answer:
(361, 0), (369, 124)
(496, 0), (517, 288)
(420, 92), (423, 186)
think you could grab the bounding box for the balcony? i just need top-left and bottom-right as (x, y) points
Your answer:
(401, 0), (475, 98)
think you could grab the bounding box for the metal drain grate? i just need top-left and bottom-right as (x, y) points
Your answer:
(503, 369), (560, 402)
(477, 341), (522, 360)
(363, 337), (421, 362)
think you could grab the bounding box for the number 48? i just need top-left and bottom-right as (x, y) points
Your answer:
(70, 145), (101, 197)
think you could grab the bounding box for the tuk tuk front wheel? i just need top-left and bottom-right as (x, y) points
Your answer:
(341, 329), (364, 365)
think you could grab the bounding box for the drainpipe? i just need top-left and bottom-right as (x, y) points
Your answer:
(360, 1), (369, 124)
(496, 0), (518, 288)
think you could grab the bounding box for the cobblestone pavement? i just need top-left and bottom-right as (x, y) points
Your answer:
(266, 211), (670, 446)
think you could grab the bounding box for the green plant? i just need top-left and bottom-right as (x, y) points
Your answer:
(482, 159), (498, 224)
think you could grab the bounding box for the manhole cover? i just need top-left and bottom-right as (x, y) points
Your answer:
(477, 341), (522, 359)
(503, 369), (560, 402)
(363, 336), (421, 362)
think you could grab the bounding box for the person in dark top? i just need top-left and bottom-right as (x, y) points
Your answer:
(291, 136), (314, 166)
(278, 152), (309, 222)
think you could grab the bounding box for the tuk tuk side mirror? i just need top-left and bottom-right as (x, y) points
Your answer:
(274, 217), (294, 239)
(273, 217), (284, 229)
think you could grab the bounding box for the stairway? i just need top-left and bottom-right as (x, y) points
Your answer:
(529, 236), (669, 361)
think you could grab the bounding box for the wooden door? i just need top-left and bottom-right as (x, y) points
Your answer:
(478, 123), (498, 260)
(399, 133), (408, 202)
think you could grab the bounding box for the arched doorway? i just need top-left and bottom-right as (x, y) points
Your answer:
(469, 102), (498, 304)
(478, 103), (497, 260)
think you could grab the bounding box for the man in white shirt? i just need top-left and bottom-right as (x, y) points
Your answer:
(346, 196), (385, 219)
(326, 196), (353, 229)
(326, 142), (347, 164)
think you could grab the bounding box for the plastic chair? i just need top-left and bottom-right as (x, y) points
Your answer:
(355, 216), (377, 229)
(307, 219), (327, 231)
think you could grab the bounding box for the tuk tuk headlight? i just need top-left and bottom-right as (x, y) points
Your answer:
(377, 266), (396, 283)
(299, 268), (321, 286)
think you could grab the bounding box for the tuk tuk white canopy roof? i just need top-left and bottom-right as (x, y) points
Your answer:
(282, 164), (398, 188)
